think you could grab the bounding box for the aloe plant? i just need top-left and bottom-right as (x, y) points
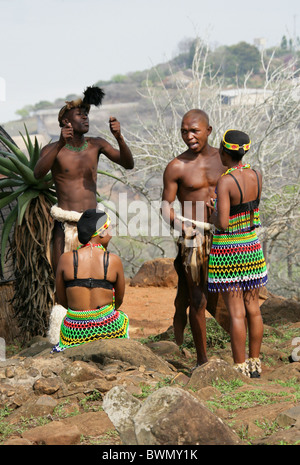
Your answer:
(0, 126), (57, 342)
(0, 126), (57, 268)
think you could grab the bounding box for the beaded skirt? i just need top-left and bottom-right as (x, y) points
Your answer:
(51, 302), (129, 352)
(208, 229), (268, 292)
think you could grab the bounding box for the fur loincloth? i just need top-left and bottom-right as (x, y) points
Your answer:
(48, 206), (83, 344)
(50, 205), (82, 252)
(176, 217), (213, 286)
(176, 215), (214, 232)
(47, 304), (67, 344)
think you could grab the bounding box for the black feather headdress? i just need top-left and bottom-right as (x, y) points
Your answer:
(82, 86), (105, 107)
(58, 85), (105, 125)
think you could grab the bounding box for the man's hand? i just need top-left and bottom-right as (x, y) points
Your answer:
(182, 222), (198, 239)
(206, 198), (218, 225)
(60, 122), (74, 143)
(109, 117), (121, 139)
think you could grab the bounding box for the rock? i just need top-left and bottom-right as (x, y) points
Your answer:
(3, 437), (33, 445)
(59, 360), (105, 383)
(254, 425), (300, 445)
(265, 362), (300, 382)
(132, 386), (243, 445)
(260, 295), (300, 325)
(58, 377), (112, 397)
(10, 395), (58, 420)
(103, 386), (142, 445)
(0, 294), (299, 447)
(22, 421), (81, 445)
(33, 377), (63, 395)
(130, 258), (177, 287)
(186, 359), (250, 391)
(62, 411), (115, 437)
(146, 341), (182, 357)
(195, 386), (222, 401)
(55, 339), (173, 375)
(170, 372), (190, 386)
(276, 405), (300, 428)
(17, 337), (53, 357)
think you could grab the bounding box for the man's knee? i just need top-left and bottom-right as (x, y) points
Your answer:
(186, 279), (205, 303)
(189, 292), (207, 312)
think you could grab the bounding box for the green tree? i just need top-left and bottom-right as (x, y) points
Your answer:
(281, 35), (288, 50)
(15, 105), (34, 118)
(222, 41), (261, 77)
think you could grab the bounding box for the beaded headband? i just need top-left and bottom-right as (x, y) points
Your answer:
(222, 129), (251, 152)
(91, 215), (111, 237)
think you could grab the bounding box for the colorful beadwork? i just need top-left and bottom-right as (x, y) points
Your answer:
(51, 294), (129, 353)
(208, 164), (267, 292)
(91, 217), (111, 237)
(78, 243), (106, 251)
(222, 130), (251, 152)
(208, 230), (268, 292)
(226, 208), (261, 233)
(65, 140), (88, 152)
(221, 163), (251, 177)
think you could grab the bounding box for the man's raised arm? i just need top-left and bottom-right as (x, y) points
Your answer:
(100, 117), (134, 169)
(34, 124), (72, 179)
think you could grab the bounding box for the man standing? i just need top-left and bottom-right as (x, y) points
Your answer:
(34, 86), (134, 273)
(161, 109), (227, 366)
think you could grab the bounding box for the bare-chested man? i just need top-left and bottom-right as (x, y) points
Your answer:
(161, 109), (226, 366)
(34, 88), (134, 273)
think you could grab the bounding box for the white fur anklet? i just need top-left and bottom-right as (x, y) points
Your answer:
(247, 357), (262, 376)
(233, 361), (250, 377)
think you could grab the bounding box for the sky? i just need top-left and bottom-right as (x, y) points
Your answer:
(0, 0), (299, 124)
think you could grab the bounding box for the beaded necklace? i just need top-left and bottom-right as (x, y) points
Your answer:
(65, 140), (88, 152)
(78, 242), (106, 251)
(221, 163), (250, 177)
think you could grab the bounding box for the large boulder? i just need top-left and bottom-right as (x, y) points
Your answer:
(133, 386), (243, 445)
(102, 386), (142, 445)
(130, 258), (177, 287)
(52, 339), (173, 375)
(260, 294), (300, 325)
(186, 359), (251, 391)
(103, 385), (243, 445)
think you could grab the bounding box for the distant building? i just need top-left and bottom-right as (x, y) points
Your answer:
(220, 88), (273, 106)
(254, 38), (267, 51)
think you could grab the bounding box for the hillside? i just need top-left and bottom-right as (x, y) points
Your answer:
(4, 37), (299, 138)
(2, 38), (300, 295)
(1, 281), (300, 446)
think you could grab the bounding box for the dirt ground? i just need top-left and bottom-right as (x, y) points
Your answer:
(122, 283), (213, 340)
(122, 281), (269, 341)
(122, 284), (177, 339)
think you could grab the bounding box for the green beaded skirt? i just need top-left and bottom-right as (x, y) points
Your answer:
(51, 303), (129, 352)
(208, 229), (268, 292)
